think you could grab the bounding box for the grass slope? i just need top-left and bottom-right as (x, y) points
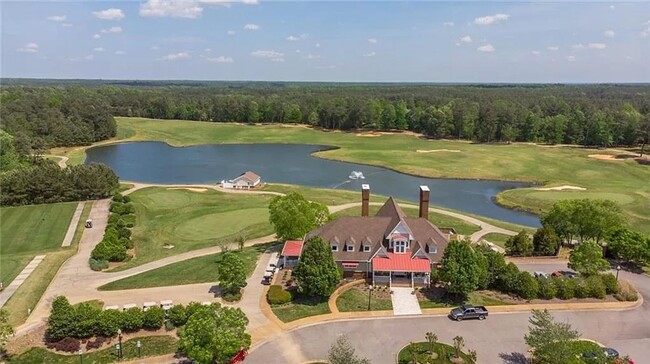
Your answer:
(336, 287), (393, 312)
(99, 243), (271, 290)
(55, 117), (650, 233)
(271, 296), (330, 323)
(0, 202), (76, 285)
(114, 187), (273, 270)
(480, 233), (512, 248)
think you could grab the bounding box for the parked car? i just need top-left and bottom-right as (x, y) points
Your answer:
(449, 305), (488, 321)
(534, 271), (550, 278)
(552, 270), (579, 278)
(582, 347), (621, 363)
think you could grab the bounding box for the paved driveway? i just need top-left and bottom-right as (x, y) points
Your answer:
(247, 263), (650, 364)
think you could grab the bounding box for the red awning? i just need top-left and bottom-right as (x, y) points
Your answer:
(281, 240), (304, 257)
(342, 262), (359, 268)
(372, 253), (431, 272)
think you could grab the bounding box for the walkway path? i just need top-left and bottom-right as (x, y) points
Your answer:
(0, 255), (46, 308)
(61, 202), (85, 247)
(390, 287), (422, 316)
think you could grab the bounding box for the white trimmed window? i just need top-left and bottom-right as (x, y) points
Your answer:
(331, 245), (338, 252)
(347, 245), (354, 252)
(394, 241), (407, 254)
(363, 245), (371, 252)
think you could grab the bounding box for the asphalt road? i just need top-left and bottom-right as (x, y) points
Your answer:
(247, 263), (650, 364)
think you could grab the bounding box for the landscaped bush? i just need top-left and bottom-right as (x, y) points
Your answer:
(45, 337), (81, 353)
(121, 307), (144, 331)
(119, 237), (134, 249)
(537, 277), (557, 299)
(73, 303), (100, 338)
(167, 304), (187, 327)
(89, 258), (109, 271)
(267, 285), (292, 305)
(554, 277), (576, 300)
(46, 296), (76, 341)
(97, 309), (123, 337)
(143, 307), (165, 329)
(184, 302), (205, 320)
(614, 280), (638, 302)
(117, 226), (132, 240)
(516, 271), (539, 300)
(85, 336), (109, 350)
(223, 291), (242, 302)
(574, 278), (588, 298)
(601, 273), (619, 294)
(585, 276), (606, 299)
(498, 263), (521, 294)
(110, 201), (135, 215)
(91, 240), (127, 262)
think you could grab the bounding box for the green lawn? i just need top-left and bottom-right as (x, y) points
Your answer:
(262, 184), (388, 206)
(418, 291), (512, 309)
(336, 287), (393, 312)
(53, 117), (650, 234)
(99, 243), (273, 290)
(4, 202), (93, 327)
(9, 335), (177, 364)
(271, 296), (330, 322)
(0, 202), (77, 286)
(480, 233), (513, 249)
(333, 205), (481, 236)
(398, 342), (474, 364)
(112, 187), (274, 270)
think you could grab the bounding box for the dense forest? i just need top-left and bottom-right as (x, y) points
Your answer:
(1, 82), (650, 151)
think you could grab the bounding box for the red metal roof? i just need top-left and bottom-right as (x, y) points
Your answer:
(281, 240), (303, 257)
(372, 253), (431, 272)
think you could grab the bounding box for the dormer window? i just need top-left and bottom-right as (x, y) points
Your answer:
(394, 241), (407, 254)
(428, 245), (437, 254)
(331, 245), (338, 252)
(346, 245), (354, 252)
(363, 245), (371, 252)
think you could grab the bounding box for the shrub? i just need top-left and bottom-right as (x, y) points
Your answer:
(516, 271), (539, 300)
(73, 303), (100, 338)
(614, 280), (638, 302)
(601, 273), (619, 294)
(554, 277), (575, 300)
(165, 320), (175, 331)
(108, 213), (122, 225)
(46, 296), (76, 341)
(585, 276), (607, 299)
(45, 337), (80, 353)
(537, 277), (557, 299)
(121, 307), (144, 331)
(97, 309), (122, 337)
(143, 306), (165, 329)
(85, 336), (109, 350)
(103, 228), (119, 244)
(122, 214), (135, 228)
(184, 302), (205, 320)
(505, 230), (533, 256)
(89, 258), (109, 271)
(117, 226), (132, 240)
(267, 285), (292, 305)
(119, 237), (134, 249)
(223, 292), (242, 302)
(498, 263), (521, 294)
(574, 278), (588, 298)
(91, 241), (127, 262)
(168, 304), (187, 327)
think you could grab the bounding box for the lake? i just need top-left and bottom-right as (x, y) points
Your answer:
(85, 142), (539, 227)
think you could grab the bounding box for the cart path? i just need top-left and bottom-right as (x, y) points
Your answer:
(0, 255), (46, 308)
(61, 201), (85, 247)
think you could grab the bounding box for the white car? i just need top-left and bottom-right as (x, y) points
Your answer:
(534, 271), (550, 278)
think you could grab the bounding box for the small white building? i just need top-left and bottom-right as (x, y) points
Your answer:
(221, 171), (261, 189)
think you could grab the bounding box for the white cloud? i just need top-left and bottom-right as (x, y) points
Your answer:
(93, 34), (101, 39)
(604, 30), (615, 38)
(302, 54), (320, 60)
(227, 30), (236, 35)
(547, 46), (559, 51)
(115, 50), (126, 55)
(567, 55), (576, 62)
(47, 15), (67, 22)
(367, 38), (378, 43)
(251, 50), (284, 62)
(531, 50), (540, 55)
(140, 0), (202, 18)
(295, 49), (301, 53)
(94, 47), (105, 52)
(315, 43), (321, 48)
(92, 8), (125, 20)
(61, 23), (73, 27)
(477, 44), (495, 52)
(588, 43), (607, 49)
(207, 55), (234, 63)
(610, 5), (615, 10)
(455, 42), (461, 46)
(460, 35), (472, 43)
(17, 43), (39, 53)
(244, 23), (260, 30)
(363, 51), (376, 57)
(287, 33), (308, 41)
(101, 26), (123, 34)
(474, 13), (509, 26)
(151, 45), (160, 50)
(160, 52), (190, 60)
(443, 21), (455, 27)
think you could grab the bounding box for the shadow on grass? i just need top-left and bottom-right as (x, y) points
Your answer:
(419, 286), (466, 306)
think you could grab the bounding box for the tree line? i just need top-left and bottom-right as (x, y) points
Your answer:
(2, 83), (650, 147)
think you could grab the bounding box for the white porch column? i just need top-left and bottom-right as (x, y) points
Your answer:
(389, 271), (392, 288)
(411, 273), (414, 289)
(372, 270), (375, 286)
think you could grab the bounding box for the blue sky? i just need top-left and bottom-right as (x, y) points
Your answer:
(2, 1), (649, 82)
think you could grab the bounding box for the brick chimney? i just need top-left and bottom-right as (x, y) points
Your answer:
(419, 186), (430, 219)
(361, 184), (370, 217)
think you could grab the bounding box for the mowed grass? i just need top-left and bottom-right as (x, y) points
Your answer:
(480, 233), (513, 248)
(9, 335), (177, 364)
(333, 205), (481, 236)
(336, 287), (393, 312)
(114, 187), (274, 270)
(3, 202), (93, 327)
(54, 117), (650, 234)
(263, 184), (388, 206)
(0, 202), (77, 285)
(418, 291), (512, 309)
(271, 296), (330, 323)
(99, 243), (273, 290)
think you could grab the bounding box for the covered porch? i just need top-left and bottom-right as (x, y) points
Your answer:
(371, 270), (430, 288)
(371, 253), (431, 288)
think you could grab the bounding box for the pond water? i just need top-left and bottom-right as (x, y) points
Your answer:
(85, 142), (539, 227)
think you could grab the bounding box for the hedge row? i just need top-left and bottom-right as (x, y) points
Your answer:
(90, 194), (135, 266)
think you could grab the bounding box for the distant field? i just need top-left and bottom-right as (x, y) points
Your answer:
(0, 202), (76, 285)
(113, 187), (274, 270)
(53, 117), (650, 234)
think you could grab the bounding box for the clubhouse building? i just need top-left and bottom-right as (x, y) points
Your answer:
(301, 184), (451, 287)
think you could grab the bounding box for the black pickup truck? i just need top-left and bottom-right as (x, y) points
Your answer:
(449, 305), (489, 321)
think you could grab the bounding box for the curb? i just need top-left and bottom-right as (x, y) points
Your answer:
(327, 279), (367, 314)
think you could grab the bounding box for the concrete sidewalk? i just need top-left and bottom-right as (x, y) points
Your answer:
(61, 201), (85, 247)
(0, 255), (46, 308)
(390, 287), (422, 315)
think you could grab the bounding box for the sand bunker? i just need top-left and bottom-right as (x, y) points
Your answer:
(536, 185), (586, 191)
(356, 132), (381, 137)
(167, 187), (208, 193)
(416, 149), (462, 153)
(588, 154), (623, 161)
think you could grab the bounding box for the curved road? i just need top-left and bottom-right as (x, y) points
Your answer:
(247, 264), (650, 364)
